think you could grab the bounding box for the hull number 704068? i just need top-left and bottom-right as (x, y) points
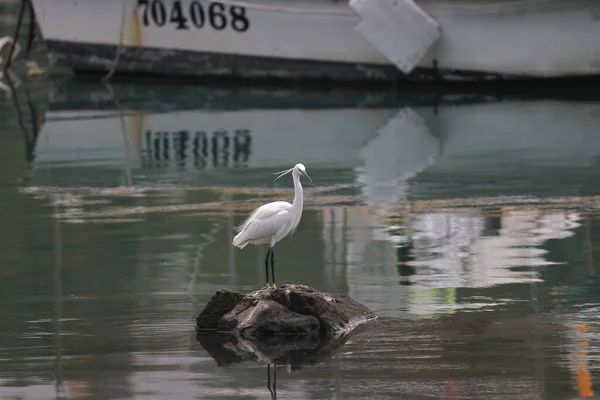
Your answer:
(136, 0), (250, 32)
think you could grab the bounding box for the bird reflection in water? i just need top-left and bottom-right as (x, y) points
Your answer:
(267, 363), (277, 399)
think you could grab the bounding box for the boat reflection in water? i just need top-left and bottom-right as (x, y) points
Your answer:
(33, 81), (406, 187)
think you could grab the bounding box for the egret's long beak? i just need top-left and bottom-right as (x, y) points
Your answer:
(302, 171), (312, 182)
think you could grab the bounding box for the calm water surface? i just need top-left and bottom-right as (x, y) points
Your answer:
(2, 77), (600, 400)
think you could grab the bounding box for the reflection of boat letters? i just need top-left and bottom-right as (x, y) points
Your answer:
(32, 106), (389, 186)
(141, 128), (252, 169)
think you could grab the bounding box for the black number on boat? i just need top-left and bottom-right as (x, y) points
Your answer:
(151, 0), (167, 26)
(137, 0), (250, 32)
(137, 0), (150, 25)
(209, 2), (227, 30)
(230, 6), (249, 32)
(170, 1), (189, 29)
(190, 1), (205, 28)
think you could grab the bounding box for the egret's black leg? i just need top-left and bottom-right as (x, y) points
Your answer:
(270, 247), (275, 288)
(263, 248), (272, 289)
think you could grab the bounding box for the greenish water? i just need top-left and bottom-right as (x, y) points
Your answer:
(2, 77), (600, 400)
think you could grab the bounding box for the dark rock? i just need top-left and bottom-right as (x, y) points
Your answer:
(282, 285), (367, 337)
(195, 290), (245, 330)
(196, 284), (376, 339)
(236, 300), (321, 338)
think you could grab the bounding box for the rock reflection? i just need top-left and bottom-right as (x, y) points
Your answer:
(196, 331), (354, 400)
(196, 330), (350, 370)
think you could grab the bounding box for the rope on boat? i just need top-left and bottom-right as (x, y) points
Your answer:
(23, 0), (36, 59)
(103, 2), (126, 81)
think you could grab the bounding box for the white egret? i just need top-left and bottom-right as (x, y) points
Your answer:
(232, 163), (311, 290)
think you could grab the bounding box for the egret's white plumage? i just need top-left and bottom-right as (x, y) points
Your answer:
(232, 201), (292, 248)
(232, 163), (311, 289)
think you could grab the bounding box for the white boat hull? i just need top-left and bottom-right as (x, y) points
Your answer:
(29, 0), (600, 80)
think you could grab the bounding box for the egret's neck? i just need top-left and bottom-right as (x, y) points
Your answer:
(291, 173), (303, 210)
